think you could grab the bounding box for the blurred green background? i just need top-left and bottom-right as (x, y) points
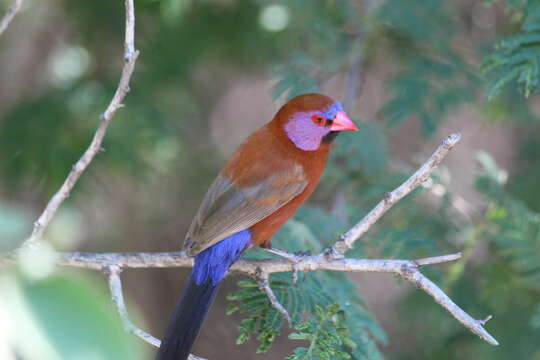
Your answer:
(1, 0), (540, 359)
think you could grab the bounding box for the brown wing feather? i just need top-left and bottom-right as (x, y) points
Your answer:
(184, 162), (307, 256)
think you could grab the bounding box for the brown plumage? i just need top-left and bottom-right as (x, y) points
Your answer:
(157, 94), (357, 360)
(184, 93), (349, 254)
(226, 113), (333, 247)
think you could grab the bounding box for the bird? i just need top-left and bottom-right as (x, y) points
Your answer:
(156, 93), (358, 360)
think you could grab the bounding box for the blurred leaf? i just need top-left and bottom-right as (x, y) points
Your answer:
(380, 56), (475, 136)
(329, 122), (388, 180)
(483, 1), (540, 99)
(378, 0), (454, 45)
(270, 0), (358, 100)
(532, 303), (540, 329)
(476, 151), (508, 185)
(0, 272), (144, 360)
(160, 0), (192, 25)
(0, 205), (30, 250)
(476, 156), (540, 290)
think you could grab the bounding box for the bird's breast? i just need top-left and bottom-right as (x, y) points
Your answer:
(249, 148), (330, 247)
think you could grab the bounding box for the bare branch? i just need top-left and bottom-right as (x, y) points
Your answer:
(2, 0), (209, 357)
(104, 265), (206, 360)
(2, 131), (499, 349)
(256, 270), (292, 325)
(332, 132), (462, 256)
(0, 249), (499, 345)
(479, 315), (493, 326)
(0, 0), (25, 36)
(414, 252), (462, 266)
(0, 250), (461, 274)
(396, 261), (498, 345)
(21, 0), (139, 248)
(104, 265), (161, 348)
(266, 247), (303, 262)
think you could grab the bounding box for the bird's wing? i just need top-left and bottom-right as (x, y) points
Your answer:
(184, 162), (307, 256)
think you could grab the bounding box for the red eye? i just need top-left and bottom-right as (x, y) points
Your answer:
(311, 115), (326, 126)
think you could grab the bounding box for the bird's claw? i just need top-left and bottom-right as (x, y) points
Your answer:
(265, 247), (308, 286)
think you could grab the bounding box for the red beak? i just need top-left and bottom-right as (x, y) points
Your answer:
(330, 110), (358, 131)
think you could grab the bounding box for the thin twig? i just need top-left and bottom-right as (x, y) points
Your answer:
(1, 0), (492, 353)
(256, 270), (292, 325)
(479, 315), (493, 326)
(104, 264), (207, 360)
(395, 261), (498, 345)
(3, 131), (500, 348)
(332, 133), (462, 256)
(266, 247), (303, 262)
(0, 249), (499, 345)
(0, 0), (25, 36)
(0, 250), (460, 273)
(21, 0), (139, 248)
(104, 265), (162, 348)
(2, 0), (205, 357)
(414, 252), (463, 266)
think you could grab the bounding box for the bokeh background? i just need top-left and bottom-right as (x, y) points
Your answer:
(1, 0), (540, 359)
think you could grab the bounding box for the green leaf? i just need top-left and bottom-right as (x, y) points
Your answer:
(379, 55), (474, 135)
(227, 270), (384, 358)
(476, 156), (540, 291)
(0, 272), (144, 360)
(483, 2), (540, 99)
(286, 304), (354, 360)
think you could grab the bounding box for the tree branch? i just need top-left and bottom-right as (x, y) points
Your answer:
(256, 269), (292, 325)
(2, 130), (501, 349)
(0, 249), (499, 345)
(2, 0), (495, 353)
(104, 264), (206, 360)
(21, 0), (139, 248)
(104, 264), (162, 348)
(332, 132), (462, 256)
(0, 0), (25, 36)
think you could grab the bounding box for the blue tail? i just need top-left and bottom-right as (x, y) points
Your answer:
(156, 274), (219, 360)
(156, 229), (251, 360)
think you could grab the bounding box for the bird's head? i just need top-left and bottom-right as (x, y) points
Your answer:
(273, 93), (358, 151)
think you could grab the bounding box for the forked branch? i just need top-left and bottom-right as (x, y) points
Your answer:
(332, 133), (462, 256)
(104, 265), (206, 360)
(0, 0), (499, 352)
(21, 0), (139, 248)
(0, 132), (500, 347)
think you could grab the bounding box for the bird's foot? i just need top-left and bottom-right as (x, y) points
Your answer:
(266, 248), (311, 286)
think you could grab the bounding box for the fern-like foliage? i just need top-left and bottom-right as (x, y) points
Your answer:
(286, 304), (354, 360)
(226, 274), (334, 353)
(269, 0), (363, 100)
(380, 55), (475, 135)
(482, 1), (540, 99)
(227, 270), (384, 359)
(376, 0), (477, 135)
(228, 206), (387, 358)
(476, 154), (540, 289)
